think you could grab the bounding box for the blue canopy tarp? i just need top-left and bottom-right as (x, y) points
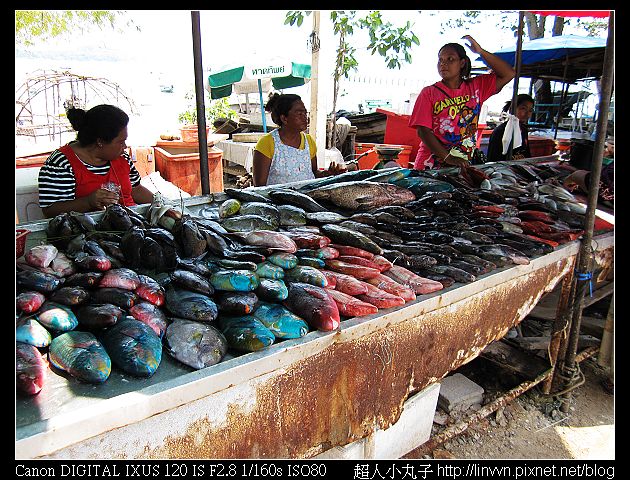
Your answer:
(488, 35), (606, 82)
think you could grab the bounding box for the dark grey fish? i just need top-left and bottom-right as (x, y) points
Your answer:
(278, 204), (307, 226)
(221, 214), (279, 232)
(224, 187), (272, 204)
(339, 220), (377, 236)
(267, 188), (328, 213)
(76, 303), (124, 329)
(164, 318), (228, 370)
(216, 291), (260, 315)
(239, 202), (281, 221)
(49, 286), (90, 306)
(92, 287), (139, 309)
(170, 269), (214, 296)
(164, 287), (218, 322)
(320, 224), (383, 255)
(427, 265), (476, 283)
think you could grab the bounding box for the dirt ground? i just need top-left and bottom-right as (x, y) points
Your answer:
(404, 351), (614, 460)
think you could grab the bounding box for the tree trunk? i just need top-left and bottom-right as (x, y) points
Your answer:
(330, 30), (345, 150)
(523, 12), (566, 127)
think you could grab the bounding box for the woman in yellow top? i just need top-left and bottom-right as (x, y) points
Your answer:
(252, 93), (345, 186)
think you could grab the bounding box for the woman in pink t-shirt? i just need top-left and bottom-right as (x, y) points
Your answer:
(408, 35), (515, 170)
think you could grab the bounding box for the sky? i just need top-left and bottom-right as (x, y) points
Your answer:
(16, 10), (606, 147)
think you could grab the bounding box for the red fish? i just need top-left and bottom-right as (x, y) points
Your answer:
(281, 231), (331, 249)
(16, 291), (46, 314)
(283, 282), (340, 331)
(25, 244), (58, 269)
(325, 259), (381, 280)
(328, 244), (375, 259)
(383, 265), (444, 295)
(16, 342), (48, 395)
(473, 205), (504, 214)
(365, 274), (416, 302)
(321, 270), (368, 296)
(326, 289), (378, 317)
(520, 220), (555, 235)
(322, 271), (337, 289)
(524, 234), (560, 248)
(337, 255), (383, 271)
(355, 281), (406, 309)
(518, 210), (556, 224)
(370, 255), (393, 272)
(99, 268), (141, 291)
(129, 302), (168, 338)
(74, 254), (112, 271)
(135, 275), (165, 306)
(235, 230), (298, 253)
(535, 230), (583, 243)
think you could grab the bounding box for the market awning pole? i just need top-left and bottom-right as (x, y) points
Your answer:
(559, 11), (614, 413)
(258, 79), (267, 133)
(553, 60), (570, 141)
(506, 11), (525, 162)
(191, 10), (210, 195)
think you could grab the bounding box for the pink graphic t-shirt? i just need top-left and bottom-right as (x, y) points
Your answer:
(408, 73), (497, 170)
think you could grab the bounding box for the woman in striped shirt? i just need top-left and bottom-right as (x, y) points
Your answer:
(38, 104), (154, 218)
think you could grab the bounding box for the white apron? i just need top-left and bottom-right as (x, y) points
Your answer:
(266, 129), (315, 186)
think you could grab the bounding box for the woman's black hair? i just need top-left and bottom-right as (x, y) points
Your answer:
(502, 93), (535, 113)
(66, 104), (129, 146)
(265, 92), (302, 126)
(439, 43), (472, 80)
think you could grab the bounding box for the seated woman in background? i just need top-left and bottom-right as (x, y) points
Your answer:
(486, 94), (534, 162)
(252, 93), (345, 186)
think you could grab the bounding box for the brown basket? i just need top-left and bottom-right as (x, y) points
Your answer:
(16, 229), (30, 258)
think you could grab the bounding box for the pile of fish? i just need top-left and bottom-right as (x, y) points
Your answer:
(17, 161), (593, 396)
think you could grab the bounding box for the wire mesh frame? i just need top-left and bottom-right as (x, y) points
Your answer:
(16, 69), (138, 143)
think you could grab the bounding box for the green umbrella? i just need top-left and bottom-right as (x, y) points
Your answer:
(207, 58), (311, 132)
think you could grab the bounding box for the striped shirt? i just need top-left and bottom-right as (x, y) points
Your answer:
(38, 149), (141, 208)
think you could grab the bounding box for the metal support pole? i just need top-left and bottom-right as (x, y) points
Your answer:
(258, 79), (267, 133)
(559, 11), (614, 413)
(506, 11), (525, 162)
(191, 10), (210, 196)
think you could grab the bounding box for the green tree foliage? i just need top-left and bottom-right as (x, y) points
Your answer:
(285, 10), (419, 147)
(15, 10), (135, 46)
(178, 94), (239, 127)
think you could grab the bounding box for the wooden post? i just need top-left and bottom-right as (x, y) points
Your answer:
(309, 11), (320, 149)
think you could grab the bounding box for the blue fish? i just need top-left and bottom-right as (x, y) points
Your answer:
(16, 317), (52, 347)
(209, 269), (260, 292)
(256, 261), (285, 279)
(49, 331), (111, 384)
(100, 318), (162, 377)
(35, 301), (78, 332)
(283, 265), (328, 287)
(255, 278), (289, 302)
(267, 252), (298, 269)
(218, 315), (275, 352)
(253, 302), (309, 339)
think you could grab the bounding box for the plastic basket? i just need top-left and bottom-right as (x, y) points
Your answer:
(16, 229), (30, 258)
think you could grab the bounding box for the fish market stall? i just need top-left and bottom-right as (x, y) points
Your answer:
(15, 159), (613, 459)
